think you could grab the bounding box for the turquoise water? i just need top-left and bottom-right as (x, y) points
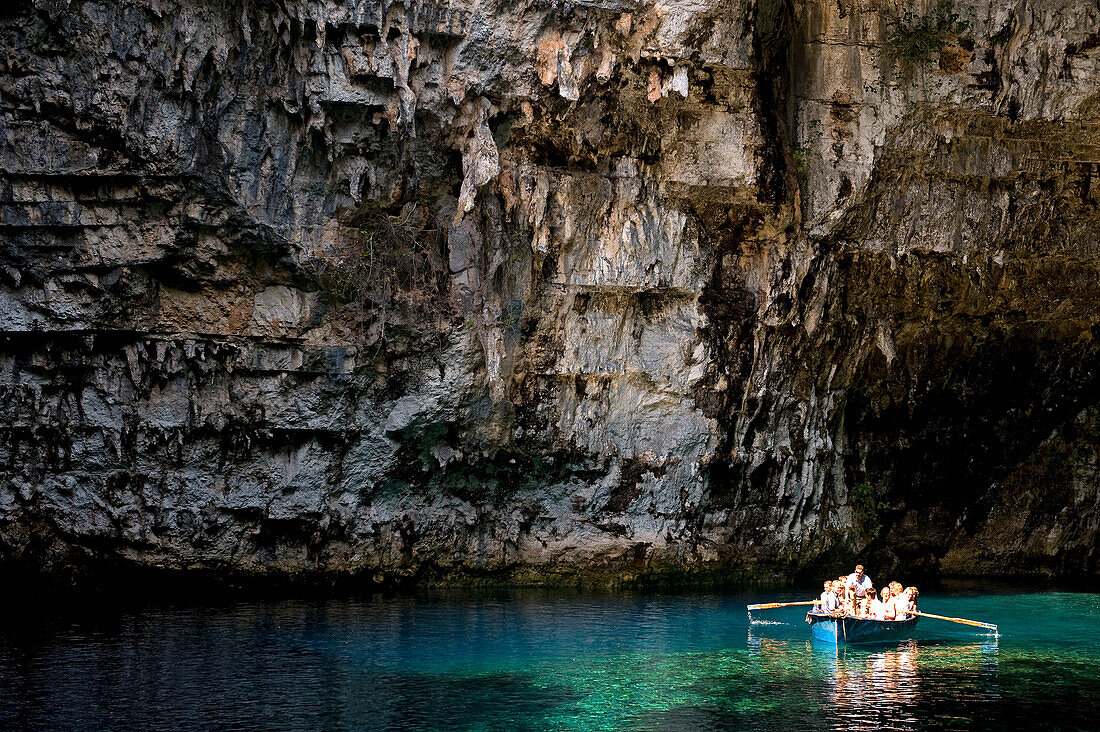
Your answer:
(0, 588), (1097, 730)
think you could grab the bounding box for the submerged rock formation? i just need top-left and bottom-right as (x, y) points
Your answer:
(1, 0), (1097, 585)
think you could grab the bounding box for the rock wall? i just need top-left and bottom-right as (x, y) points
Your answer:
(1, 0), (1097, 586)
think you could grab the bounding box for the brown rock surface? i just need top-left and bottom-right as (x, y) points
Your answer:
(0, 0), (1097, 586)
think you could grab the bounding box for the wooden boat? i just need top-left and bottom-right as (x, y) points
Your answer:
(806, 612), (919, 644)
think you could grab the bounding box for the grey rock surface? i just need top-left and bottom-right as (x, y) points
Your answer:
(1, 0), (1097, 585)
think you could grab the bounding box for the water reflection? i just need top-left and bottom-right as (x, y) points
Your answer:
(2, 592), (1097, 732)
(813, 640), (999, 730)
(746, 624), (1004, 730)
(816, 642), (920, 730)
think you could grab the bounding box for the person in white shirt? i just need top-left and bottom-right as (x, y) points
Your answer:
(880, 586), (897, 620)
(867, 589), (887, 620)
(846, 564), (873, 598)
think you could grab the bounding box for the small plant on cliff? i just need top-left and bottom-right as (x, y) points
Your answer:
(307, 201), (450, 340)
(792, 147), (810, 174)
(882, 4), (968, 81)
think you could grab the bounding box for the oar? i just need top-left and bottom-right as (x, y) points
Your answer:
(746, 600), (820, 611)
(911, 610), (997, 631)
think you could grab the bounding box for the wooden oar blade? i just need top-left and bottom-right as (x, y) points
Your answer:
(913, 610), (997, 631)
(746, 600), (819, 611)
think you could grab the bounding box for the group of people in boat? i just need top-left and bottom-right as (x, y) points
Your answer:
(813, 565), (919, 621)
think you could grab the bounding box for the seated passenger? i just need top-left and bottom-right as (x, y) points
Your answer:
(887, 585), (907, 619)
(841, 584), (857, 616)
(867, 589), (887, 620)
(826, 581), (842, 613)
(892, 587), (912, 620)
(834, 581), (847, 614)
(881, 586), (897, 620)
(902, 587), (919, 619)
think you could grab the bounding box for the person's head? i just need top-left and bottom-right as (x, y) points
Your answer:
(905, 587), (918, 599)
(882, 586), (892, 600)
(867, 588), (877, 599)
(854, 564), (864, 579)
(824, 581), (831, 592)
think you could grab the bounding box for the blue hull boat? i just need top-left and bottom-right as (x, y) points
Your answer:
(807, 613), (919, 644)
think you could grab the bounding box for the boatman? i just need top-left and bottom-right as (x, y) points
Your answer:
(846, 564), (873, 599)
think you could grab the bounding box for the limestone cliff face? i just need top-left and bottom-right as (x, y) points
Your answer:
(1, 0), (1097, 585)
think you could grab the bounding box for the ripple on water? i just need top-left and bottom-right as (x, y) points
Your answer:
(0, 590), (1097, 731)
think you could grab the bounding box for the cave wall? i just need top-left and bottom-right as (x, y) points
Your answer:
(1, 0), (1097, 585)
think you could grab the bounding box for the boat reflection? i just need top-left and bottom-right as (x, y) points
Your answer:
(746, 627), (1000, 728)
(819, 640), (920, 727)
(815, 640), (999, 729)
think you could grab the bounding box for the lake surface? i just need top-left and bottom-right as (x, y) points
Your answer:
(0, 587), (1097, 730)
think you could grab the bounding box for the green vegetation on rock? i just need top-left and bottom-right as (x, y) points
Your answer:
(883, 4), (968, 79)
